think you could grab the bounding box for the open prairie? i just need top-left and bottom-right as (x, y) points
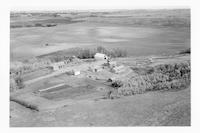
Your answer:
(10, 9), (190, 61)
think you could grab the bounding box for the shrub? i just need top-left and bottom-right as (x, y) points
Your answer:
(179, 48), (190, 54)
(97, 46), (108, 54)
(35, 23), (43, 27)
(10, 25), (23, 28)
(110, 49), (127, 58)
(112, 62), (190, 96)
(15, 76), (25, 89)
(131, 66), (154, 75)
(10, 78), (18, 92)
(10, 76), (25, 92)
(46, 24), (57, 27)
(111, 80), (123, 88)
(76, 46), (127, 59)
(154, 62), (190, 81)
(77, 49), (96, 59)
(38, 46), (127, 60)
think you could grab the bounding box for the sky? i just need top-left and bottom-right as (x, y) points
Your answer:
(9, 0), (190, 11)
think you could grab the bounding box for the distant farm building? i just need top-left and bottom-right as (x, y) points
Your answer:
(94, 53), (108, 61)
(72, 70), (81, 75)
(112, 65), (126, 74)
(50, 61), (67, 71)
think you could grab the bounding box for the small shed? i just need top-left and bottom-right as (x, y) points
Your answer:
(73, 70), (80, 75)
(94, 53), (108, 60)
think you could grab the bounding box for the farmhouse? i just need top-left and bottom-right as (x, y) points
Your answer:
(94, 53), (108, 61)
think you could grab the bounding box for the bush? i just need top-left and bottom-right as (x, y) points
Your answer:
(35, 23), (43, 27)
(76, 46), (127, 59)
(15, 76), (25, 89)
(179, 48), (190, 54)
(10, 76), (25, 92)
(112, 62), (190, 96)
(131, 66), (154, 75)
(77, 49), (96, 59)
(10, 25), (23, 28)
(46, 24), (57, 27)
(111, 80), (123, 88)
(37, 46), (127, 61)
(110, 49), (127, 58)
(10, 78), (18, 92)
(97, 46), (108, 54)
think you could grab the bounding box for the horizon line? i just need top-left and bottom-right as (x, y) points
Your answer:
(11, 7), (190, 12)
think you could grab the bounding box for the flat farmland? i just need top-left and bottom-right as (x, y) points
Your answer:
(10, 22), (190, 61)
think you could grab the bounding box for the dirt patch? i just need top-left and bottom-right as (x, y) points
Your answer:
(40, 84), (97, 101)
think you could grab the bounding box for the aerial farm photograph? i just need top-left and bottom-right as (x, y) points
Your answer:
(10, 8), (190, 126)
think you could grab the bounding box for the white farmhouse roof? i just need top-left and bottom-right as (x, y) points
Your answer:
(94, 53), (108, 60)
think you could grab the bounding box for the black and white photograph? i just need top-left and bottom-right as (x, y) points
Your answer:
(1, 0), (200, 130)
(8, 2), (192, 127)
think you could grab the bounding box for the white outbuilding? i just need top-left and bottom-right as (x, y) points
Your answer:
(73, 70), (80, 75)
(94, 53), (108, 60)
